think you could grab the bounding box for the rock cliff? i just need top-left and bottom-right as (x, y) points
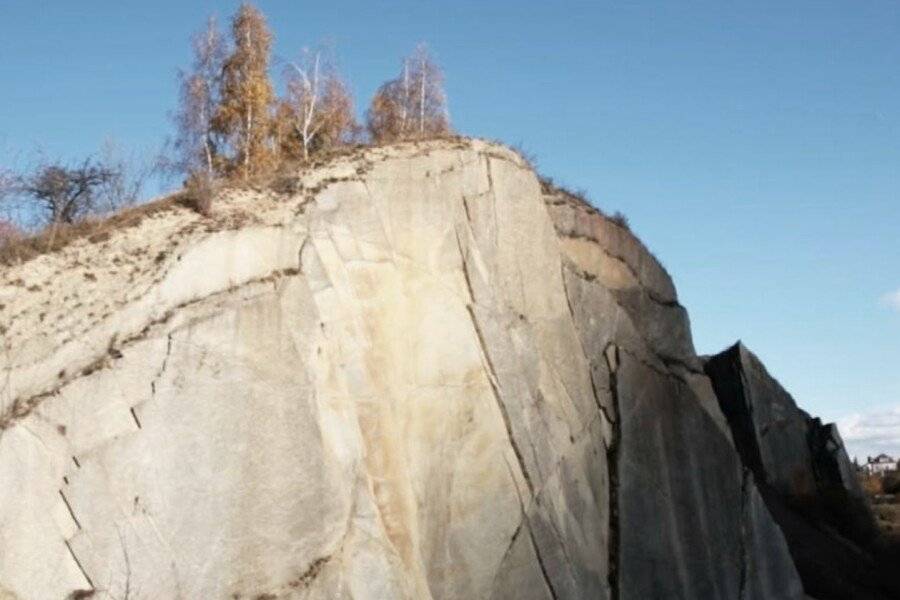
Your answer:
(0, 139), (822, 599)
(705, 344), (897, 600)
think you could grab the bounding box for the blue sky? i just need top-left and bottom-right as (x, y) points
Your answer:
(1, 1), (898, 458)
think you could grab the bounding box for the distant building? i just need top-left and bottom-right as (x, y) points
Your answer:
(862, 454), (897, 475)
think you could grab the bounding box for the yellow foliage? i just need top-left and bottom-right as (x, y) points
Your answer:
(213, 3), (276, 181)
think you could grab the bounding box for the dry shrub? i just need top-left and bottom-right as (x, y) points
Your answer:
(178, 174), (217, 216)
(861, 474), (885, 496)
(610, 210), (631, 231)
(0, 219), (23, 248)
(509, 142), (538, 171)
(540, 176), (633, 233)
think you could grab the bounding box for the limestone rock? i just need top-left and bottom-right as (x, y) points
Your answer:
(0, 139), (804, 599)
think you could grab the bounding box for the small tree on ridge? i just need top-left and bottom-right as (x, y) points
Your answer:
(280, 47), (356, 161)
(174, 16), (227, 181)
(19, 159), (117, 225)
(213, 3), (275, 180)
(367, 44), (450, 143)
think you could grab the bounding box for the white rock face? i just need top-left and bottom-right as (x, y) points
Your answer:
(0, 140), (802, 599)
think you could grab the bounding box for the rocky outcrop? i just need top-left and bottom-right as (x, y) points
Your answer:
(0, 139), (805, 599)
(704, 342), (896, 600)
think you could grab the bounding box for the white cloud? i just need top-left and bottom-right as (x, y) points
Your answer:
(837, 405), (900, 461)
(880, 289), (900, 312)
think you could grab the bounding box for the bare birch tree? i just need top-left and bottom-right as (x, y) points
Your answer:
(174, 16), (226, 180)
(281, 47), (355, 161)
(367, 44), (450, 143)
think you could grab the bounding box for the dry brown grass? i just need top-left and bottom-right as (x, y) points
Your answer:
(861, 473), (886, 496)
(0, 136), (511, 270)
(0, 195), (183, 267)
(540, 176), (633, 233)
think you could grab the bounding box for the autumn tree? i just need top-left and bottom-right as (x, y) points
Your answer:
(279, 47), (356, 161)
(174, 16), (226, 181)
(367, 44), (450, 143)
(213, 3), (275, 180)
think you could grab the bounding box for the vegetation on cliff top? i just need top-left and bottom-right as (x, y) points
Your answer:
(0, 2), (620, 267)
(1, 3), (452, 252)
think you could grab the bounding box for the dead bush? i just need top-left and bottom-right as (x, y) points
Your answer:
(178, 174), (217, 216)
(610, 210), (631, 231)
(861, 474), (885, 496)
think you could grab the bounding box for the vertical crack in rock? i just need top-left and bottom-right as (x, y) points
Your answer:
(494, 519), (524, 580)
(454, 225), (535, 497)
(482, 155), (502, 237)
(526, 521), (562, 600)
(64, 539), (94, 591)
(149, 332), (174, 399)
(604, 344), (622, 600)
(116, 528), (133, 600)
(296, 238), (310, 275)
(129, 407), (142, 429)
(484, 154), (495, 191)
(704, 346), (767, 484)
(461, 194), (474, 225)
(560, 264), (617, 426)
(58, 489), (81, 530)
(465, 304), (534, 498)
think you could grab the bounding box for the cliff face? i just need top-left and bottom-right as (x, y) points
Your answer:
(0, 139), (806, 599)
(705, 344), (896, 600)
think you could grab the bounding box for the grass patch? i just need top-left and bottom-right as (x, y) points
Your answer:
(0, 195), (182, 267)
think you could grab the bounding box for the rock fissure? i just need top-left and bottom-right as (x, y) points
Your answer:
(0, 266), (303, 435)
(128, 407), (141, 430)
(149, 332), (173, 400)
(527, 521), (562, 600)
(465, 304), (535, 498)
(559, 262), (617, 426)
(604, 344), (622, 600)
(64, 539), (94, 591)
(58, 489), (81, 530)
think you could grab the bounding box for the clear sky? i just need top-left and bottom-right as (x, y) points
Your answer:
(2, 1), (898, 459)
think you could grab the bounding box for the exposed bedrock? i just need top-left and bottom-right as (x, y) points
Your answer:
(0, 139), (809, 599)
(704, 342), (897, 600)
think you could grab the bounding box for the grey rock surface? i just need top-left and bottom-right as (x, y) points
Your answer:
(703, 343), (873, 537)
(703, 342), (894, 600)
(0, 139), (804, 599)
